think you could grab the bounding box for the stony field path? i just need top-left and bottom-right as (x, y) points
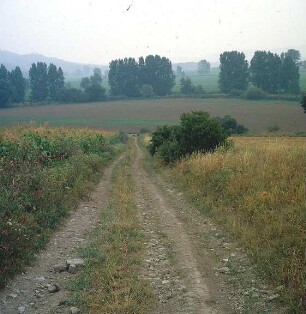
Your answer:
(133, 137), (224, 314)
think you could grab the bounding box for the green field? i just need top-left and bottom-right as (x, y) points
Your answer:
(1, 98), (305, 134)
(67, 76), (109, 91)
(174, 70), (306, 94)
(173, 73), (220, 93)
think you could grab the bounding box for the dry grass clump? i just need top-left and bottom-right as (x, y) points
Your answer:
(173, 137), (306, 310)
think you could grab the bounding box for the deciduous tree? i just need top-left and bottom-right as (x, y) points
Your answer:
(180, 77), (194, 94)
(280, 56), (300, 94)
(281, 49), (301, 65)
(90, 68), (102, 85)
(108, 58), (140, 96)
(108, 55), (175, 97)
(29, 62), (48, 101)
(47, 64), (65, 100)
(84, 84), (106, 101)
(218, 51), (248, 93)
(10, 66), (26, 103)
(0, 79), (14, 107)
(144, 55), (175, 96)
(176, 66), (183, 77)
(198, 59), (210, 75)
(250, 51), (282, 93)
(80, 77), (91, 89)
(0, 64), (9, 81)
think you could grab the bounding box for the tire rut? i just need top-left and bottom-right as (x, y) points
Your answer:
(133, 137), (220, 314)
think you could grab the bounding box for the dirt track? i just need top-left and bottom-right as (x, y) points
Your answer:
(0, 137), (285, 313)
(133, 137), (226, 314)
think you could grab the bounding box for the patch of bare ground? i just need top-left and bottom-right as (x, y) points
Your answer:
(136, 136), (288, 314)
(134, 137), (226, 313)
(0, 157), (121, 314)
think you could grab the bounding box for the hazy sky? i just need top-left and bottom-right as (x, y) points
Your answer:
(1, 0), (306, 64)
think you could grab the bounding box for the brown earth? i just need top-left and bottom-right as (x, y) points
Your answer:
(1, 98), (306, 134)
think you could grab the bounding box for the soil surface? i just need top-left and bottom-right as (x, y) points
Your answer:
(0, 137), (286, 313)
(133, 138), (224, 314)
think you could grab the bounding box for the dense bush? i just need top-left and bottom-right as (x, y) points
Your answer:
(84, 84), (106, 102)
(194, 84), (205, 95)
(58, 84), (106, 103)
(180, 77), (195, 95)
(58, 87), (84, 103)
(149, 111), (228, 163)
(245, 85), (266, 100)
(0, 65), (26, 107)
(216, 115), (248, 135)
(140, 84), (155, 98)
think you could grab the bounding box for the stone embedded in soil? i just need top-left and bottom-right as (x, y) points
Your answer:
(66, 258), (85, 274)
(218, 266), (230, 274)
(47, 284), (60, 293)
(66, 258), (85, 268)
(18, 306), (26, 313)
(53, 263), (68, 273)
(162, 280), (170, 285)
(68, 264), (77, 274)
(70, 306), (80, 313)
(268, 294), (279, 301)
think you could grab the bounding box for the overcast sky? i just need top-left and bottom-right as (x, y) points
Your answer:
(1, 0), (305, 64)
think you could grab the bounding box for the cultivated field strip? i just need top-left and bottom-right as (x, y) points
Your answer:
(1, 98), (305, 134)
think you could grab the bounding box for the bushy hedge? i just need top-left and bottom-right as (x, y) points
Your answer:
(57, 85), (106, 103)
(245, 85), (265, 100)
(216, 115), (248, 135)
(149, 111), (228, 163)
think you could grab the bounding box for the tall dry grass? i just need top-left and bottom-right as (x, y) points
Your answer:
(172, 137), (306, 311)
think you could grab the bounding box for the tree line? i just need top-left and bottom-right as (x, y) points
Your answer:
(0, 65), (26, 107)
(0, 49), (304, 108)
(218, 49), (301, 95)
(108, 55), (175, 97)
(0, 62), (107, 107)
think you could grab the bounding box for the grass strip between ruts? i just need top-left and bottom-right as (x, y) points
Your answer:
(71, 139), (153, 313)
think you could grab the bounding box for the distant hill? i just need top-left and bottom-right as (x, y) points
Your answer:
(0, 50), (108, 78)
(0, 50), (221, 79)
